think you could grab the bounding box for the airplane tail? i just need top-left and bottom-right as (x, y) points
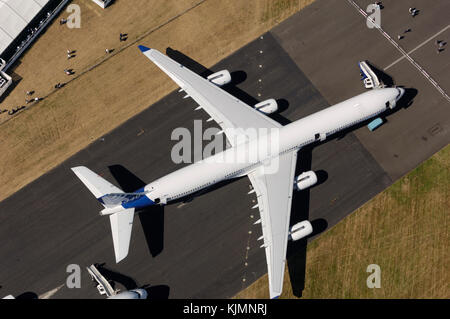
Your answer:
(71, 166), (137, 263)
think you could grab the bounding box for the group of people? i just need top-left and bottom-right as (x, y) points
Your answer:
(7, 26), (130, 118)
(2, 92), (31, 116)
(408, 7), (419, 17)
(5, 105), (26, 115)
(119, 33), (128, 42)
(395, 6), (421, 40)
(435, 40), (446, 54)
(5, 49), (68, 117)
(67, 49), (76, 60)
(24, 90), (41, 105)
(394, 6), (447, 54)
(397, 28), (411, 40)
(106, 32), (129, 54)
(25, 97), (41, 104)
(64, 69), (74, 75)
(15, 11), (53, 54)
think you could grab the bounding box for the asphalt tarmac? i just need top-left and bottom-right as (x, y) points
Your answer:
(0, 0), (448, 299)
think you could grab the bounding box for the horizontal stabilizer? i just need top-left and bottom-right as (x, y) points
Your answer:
(110, 208), (135, 263)
(71, 166), (123, 204)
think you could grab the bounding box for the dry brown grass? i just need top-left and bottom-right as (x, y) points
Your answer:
(0, 0), (315, 201)
(236, 144), (450, 299)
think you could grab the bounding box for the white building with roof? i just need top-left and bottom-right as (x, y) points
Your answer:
(0, 0), (51, 55)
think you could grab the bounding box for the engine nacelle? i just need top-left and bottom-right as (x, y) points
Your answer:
(207, 70), (231, 86)
(254, 99), (278, 114)
(294, 171), (317, 191)
(289, 220), (313, 241)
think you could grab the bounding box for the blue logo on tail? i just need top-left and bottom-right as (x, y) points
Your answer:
(98, 188), (154, 209)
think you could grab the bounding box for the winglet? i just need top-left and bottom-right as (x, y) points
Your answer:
(138, 45), (151, 53)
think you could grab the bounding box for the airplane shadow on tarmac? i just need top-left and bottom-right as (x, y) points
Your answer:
(287, 144), (329, 297)
(108, 165), (165, 258)
(15, 291), (38, 299)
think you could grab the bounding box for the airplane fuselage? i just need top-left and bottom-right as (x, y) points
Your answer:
(141, 88), (403, 206)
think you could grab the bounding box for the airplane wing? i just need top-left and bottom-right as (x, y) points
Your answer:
(247, 151), (297, 299)
(138, 46), (281, 146)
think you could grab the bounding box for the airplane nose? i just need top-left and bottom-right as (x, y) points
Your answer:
(397, 87), (405, 100)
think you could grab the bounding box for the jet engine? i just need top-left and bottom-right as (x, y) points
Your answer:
(289, 220), (313, 241)
(294, 171), (318, 191)
(207, 70), (231, 86)
(254, 99), (278, 114)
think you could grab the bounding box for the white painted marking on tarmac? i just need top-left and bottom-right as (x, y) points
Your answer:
(347, 0), (450, 103)
(38, 284), (64, 299)
(384, 25), (450, 70)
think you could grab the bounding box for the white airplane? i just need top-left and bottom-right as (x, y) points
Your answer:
(71, 46), (404, 299)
